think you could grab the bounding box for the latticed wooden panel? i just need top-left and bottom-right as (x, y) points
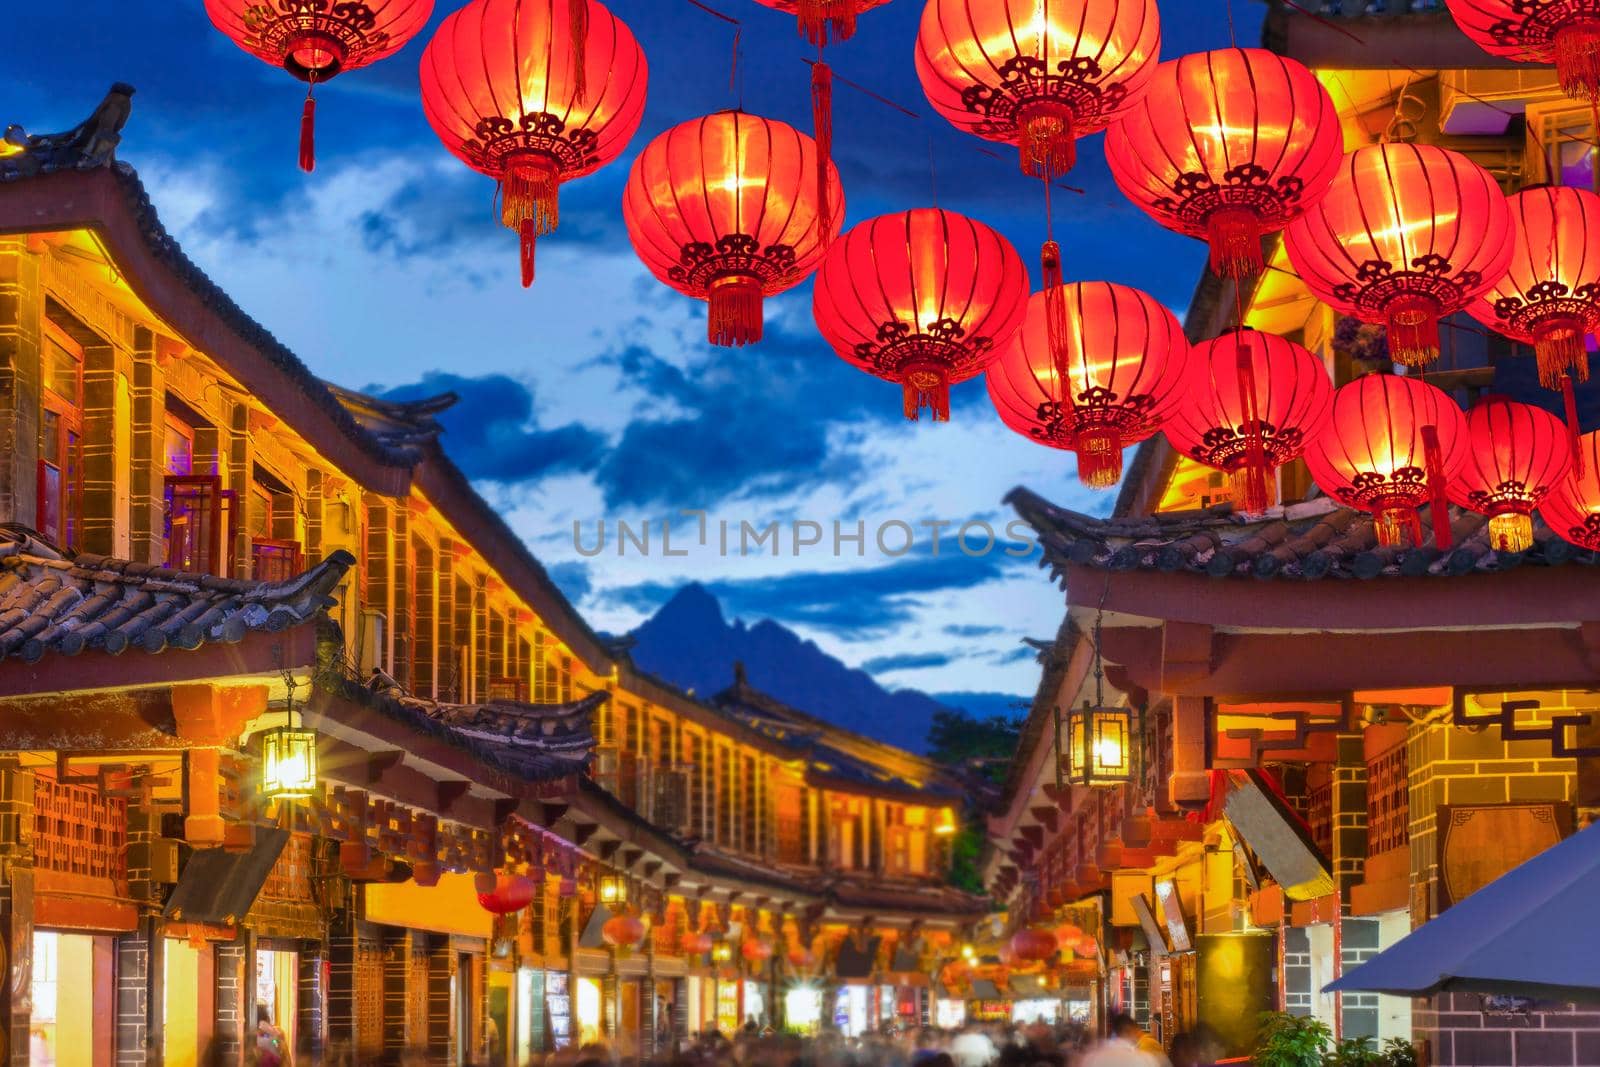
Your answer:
(356, 941), (385, 1059)
(1306, 781), (1333, 857)
(259, 833), (315, 902)
(33, 776), (126, 879)
(1366, 741), (1410, 855)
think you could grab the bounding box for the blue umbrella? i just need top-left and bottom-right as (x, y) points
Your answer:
(1325, 822), (1600, 1003)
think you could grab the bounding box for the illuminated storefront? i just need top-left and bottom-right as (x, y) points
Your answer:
(835, 985), (871, 1037)
(784, 983), (825, 1034)
(934, 998), (967, 1029)
(1012, 998), (1062, 1025)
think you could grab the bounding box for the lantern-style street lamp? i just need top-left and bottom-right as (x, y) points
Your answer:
(261, 682), (317, 800)
(934, 808), (958, 836)
(711, 940), (734, 964)
(1064, 704), (1133, 786)
(598, 872), (628, 907)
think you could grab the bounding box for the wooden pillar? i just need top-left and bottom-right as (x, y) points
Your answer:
(473, 574), (490, 705)
(1169, 696), (1210, 811)
(391, 505), (413, 691)
(296, 947), (326, 1061)
(437, 538), (458, 701)
(426, 939), (453, 1057)
(381, 929), (411, 1059)
(213, 940), (248, 1065)
(227, 401), (252, 574)
(413, 536), (437, 699)
(326, 902), (359, 1054)
(127, 328), (166, 565)
(364, 495), (395, 676)
(79, 336), (120, 555)
(0, 768), (34, 1067)
(0, 237), (41, 528)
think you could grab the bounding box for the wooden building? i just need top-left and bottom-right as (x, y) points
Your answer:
(987, 5), (1600, 1066)
(0, 88), (981, 1066)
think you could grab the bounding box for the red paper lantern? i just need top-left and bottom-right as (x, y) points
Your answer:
(206, 0), (433, 171)
(602, 913), (647, 948)
(1010, 927), (1059, 963)
(787, 946), (817, 969)
(1466, 186), (1600, 393)
(1540, 430), (1600, 550)
(985, 281), (1188, 487)
(752, 0), (892, 45)
(681, 931), (714, 955)
(1449, 397), (1573, 553)
(1303, 373), (1469, 549)
(814, 208), (1029, 420)
(1161, 330), (1334, 513)
(624, 111), (842, 347)
(1104, 48), (1342, 279)
(1284, 144), (1514, 367)
(420, 0), (648, 287)
(476, 873), (537, 914)
(1075, 936), (1099, 957)
(741, 938), (775, 963)
(915, 0), (1161, 178)
(1445, 0), (1600, 102)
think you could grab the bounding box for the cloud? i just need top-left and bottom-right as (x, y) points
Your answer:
(944, 623), (1004, 638)
(545, 560), (593, 604)
(861, 651), (958, 673)
(373, 371), (607, 484)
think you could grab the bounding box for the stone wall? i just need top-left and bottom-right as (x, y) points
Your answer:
(1412, 992), (1600, 1067)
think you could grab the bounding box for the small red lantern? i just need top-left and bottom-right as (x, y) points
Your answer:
(602, 913), (647, 949)
(751, 0), (891, 45)
(814, 208), (1030, 420)
(1284, 144), (1514, 367)
(624, 111), (842, 347)
(915, 0), (1162, 178)
(741, 938), (775, 963)
(420, 0), (649, 288)
(1074, 936), (1099, 958)
(1010, 927), (1059, 963)
(985, 281), (1189, 488)
(1466, 186), (1600, 395)
(681, 931), (714, 955)
(206, 0), (433, 171)
(1303, 373), (1469, 550)
(1105, 48), (1342, 280)
(1540, 430), (1600, 550)
(476, 873), (537, 915)
(1161, 330), (1334, 513)
(1445, 0), (1600, 102)
(1450, 397), (1573, 553)
(787, 945), (817, 969)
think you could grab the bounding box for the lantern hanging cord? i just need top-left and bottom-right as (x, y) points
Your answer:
(684, 0), (743, 104)
(1092, 573), (1110, 707)
(1225, 0), (1236, 49)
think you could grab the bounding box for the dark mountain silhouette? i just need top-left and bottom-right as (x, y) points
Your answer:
(627, 583), (1013, 753)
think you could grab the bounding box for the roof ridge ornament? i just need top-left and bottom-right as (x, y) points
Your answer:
(2, 84), (134, 181)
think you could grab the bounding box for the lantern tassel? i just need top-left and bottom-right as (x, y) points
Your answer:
(1076, 426), (1123, 489)
(797, 0), (858, 47)
(1386, 294), (1442, 367)
(570, 0), (589, 104)
(1019, 101), (1076, 179)
(1564, 372), (1585, 477)
(708, 275), (764, 347)
(902, 368), (950, 422)
(1533, 315), (1590, 390)
(299, 90), (316, 173)
(812, 60), (834, 244)
(1421, 423), (1453, 551)
(1206, 207), (1264, 280)
(1042, 241), (1074, 407)
(519, 218), (536, 289)
(1553, 21), (1600, 102)
(1233, 337), (1271, 514)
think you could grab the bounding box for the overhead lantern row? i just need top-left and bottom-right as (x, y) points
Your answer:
(202, 0), (1600, 553)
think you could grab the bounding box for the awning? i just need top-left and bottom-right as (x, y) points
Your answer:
(164, 828), (288, 925)
(968, 979), (1002, 999)
(1327, 822), (1600, 1003)
(579, 904), (616, 949)
(1223, 770), (1334, 901)
(1131, 893), (1168, 956)
(1009, 974), (1050, 996)
(835, 936), (881, 979)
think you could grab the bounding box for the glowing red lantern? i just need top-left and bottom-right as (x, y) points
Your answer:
(681, 931), (714, 955)
(741, 938), (775, 963)
(985, 281), (1188, 487)
(1450, 397), (1573, 553)
(420, 0), (648, 287)
(1010, 927), (1059, 963)
(1105, 48), (1342, 279)
(1466, 186), (1600, 395)
(476, 873), (537, 914)
(752, 0), (891, 45)
(1445, 0), (1600, 102)
(1540, 430), (1600, 549)
(624, 111), (842, 347)
(1304, 373), (1469, 550)
(814, 208), (1029, 420)
(206, 0), (433, 171)
(1075, 936), (1099, 957)
(915, 0), (1161, 178)
(1284, 144), (1514, 367)
(1161, 330), (1334, 513)
(601, 913), (647, 948)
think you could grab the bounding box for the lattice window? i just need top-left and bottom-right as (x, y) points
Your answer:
(33, 776), (126, 879)
(356, 941), (385, 1058)
(259, 833), (315, 903)
(1306, 781), (1333, 857)
(250, 538), (302, 583)
(1366, 741), (1410, 855)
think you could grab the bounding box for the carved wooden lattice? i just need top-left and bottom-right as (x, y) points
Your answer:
(33, 775), (126, 879)
(1306, 781), (1333, 857)
(1366, 740), (1410, 855)
(356, 940), (385, 1059)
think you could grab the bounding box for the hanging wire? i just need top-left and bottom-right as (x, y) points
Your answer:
(685, 0), (743, 105)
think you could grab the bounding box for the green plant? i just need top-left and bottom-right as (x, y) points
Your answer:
(1251, 1012), (1332, 1067)
(1378, 1038), (1418, 1067)
(1326, 1037), (1379, 1067)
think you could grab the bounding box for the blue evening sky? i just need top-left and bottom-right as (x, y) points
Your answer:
(5, 0), (1243, 698)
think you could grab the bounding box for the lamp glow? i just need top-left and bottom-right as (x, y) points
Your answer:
(598, 872), (627, 906)
(1065, 705), (1133, 786)
(261, 725), (318, 799)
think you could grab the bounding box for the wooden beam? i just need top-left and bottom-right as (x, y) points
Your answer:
(366, 751), (404, 783)
(436, 780), (470, 815)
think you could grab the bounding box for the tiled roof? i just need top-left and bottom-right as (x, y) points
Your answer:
(0, 525), (353, 662)
(1007, 487), (1600, 582)
(323, 670), (601, 782)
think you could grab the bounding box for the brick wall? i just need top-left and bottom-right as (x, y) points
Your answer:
(114, 928), (150, 1067)
(1284, 926), (1312, 1017)
(214, 941), (246, 1063)
(1339, 919), (1381, 1041)
(1413, 992), (1600, 1067)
